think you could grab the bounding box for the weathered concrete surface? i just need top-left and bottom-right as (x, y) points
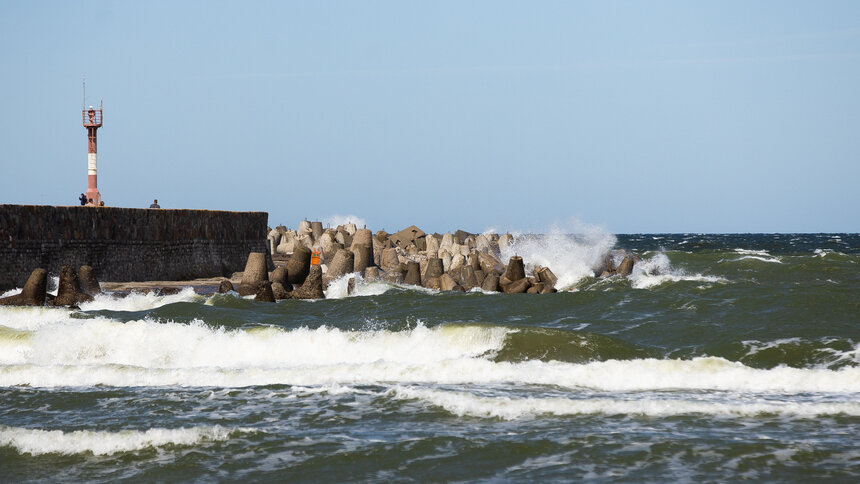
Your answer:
(78, 265), (101, 296)
(53, 265), (94, 307)
(240, 252), (269, 295)
(285, 246), (312, 285)
(0, 204), (269, 290)
(0, 268), (47, 306)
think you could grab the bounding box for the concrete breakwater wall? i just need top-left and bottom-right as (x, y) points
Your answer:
(0, 205), (268, 290)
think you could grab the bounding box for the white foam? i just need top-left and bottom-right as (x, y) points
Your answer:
(734, 249), (772, 257)
(501, 219), (617, 289)
(78, 287), (200, 312)
(0, 425), (245, 456)
(814, 248), (847, 257)
(1, 317), (859, 392)
(731, 255), (783, 264)
(323, 274), (393, 299)
(629, 253), (726, 289)
(391, 387), (860, 420)
(0, 305), (77, 331)
(0, 319), (508, 369)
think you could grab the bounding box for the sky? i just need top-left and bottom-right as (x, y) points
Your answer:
(1, 1), (858, 234)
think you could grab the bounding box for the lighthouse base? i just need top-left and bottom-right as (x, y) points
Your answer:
(86, 175), (101, 206)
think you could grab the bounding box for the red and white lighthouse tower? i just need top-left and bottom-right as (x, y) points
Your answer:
(82, 97), (103, 206)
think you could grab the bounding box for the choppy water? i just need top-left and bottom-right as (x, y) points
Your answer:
(1, 234), (858, 482)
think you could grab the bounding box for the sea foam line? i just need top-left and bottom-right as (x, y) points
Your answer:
(0, 425), (250, 456)
(391, 387), (860, 420)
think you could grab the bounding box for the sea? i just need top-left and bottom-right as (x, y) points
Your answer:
(0, 233), (858, 482)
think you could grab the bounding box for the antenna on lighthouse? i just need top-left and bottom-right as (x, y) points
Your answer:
(82, 76), (86, 110)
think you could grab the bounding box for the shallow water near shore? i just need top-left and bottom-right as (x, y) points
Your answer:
(1, 234), (858, 482)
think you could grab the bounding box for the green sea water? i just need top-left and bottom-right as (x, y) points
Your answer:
(0, 234), (858, 482)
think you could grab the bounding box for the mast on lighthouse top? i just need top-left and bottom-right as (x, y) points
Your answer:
(82, 77), (103, 206)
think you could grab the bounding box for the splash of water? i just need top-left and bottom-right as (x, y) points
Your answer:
(500, 218), (617, 289)
(322, 214), (368, 230)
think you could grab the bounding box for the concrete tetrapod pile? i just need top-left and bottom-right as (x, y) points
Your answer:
(260, 221), (640, 299)
(0, 265), (100, 308)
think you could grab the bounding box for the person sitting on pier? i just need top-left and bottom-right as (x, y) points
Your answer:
(79, 193), (87, 206)
(149, 199), (161, 209)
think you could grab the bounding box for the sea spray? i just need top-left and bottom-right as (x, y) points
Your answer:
(322, 214), (368, 230)
(628, 252), (726, 289)
(500, 219), (617, 289)
(323, 273), (393, 299)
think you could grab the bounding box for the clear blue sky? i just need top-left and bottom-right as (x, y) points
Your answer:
(1, 1), (858, 233)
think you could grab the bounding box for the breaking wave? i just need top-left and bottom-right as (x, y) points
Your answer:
(629, 253), (726, 289)
(0, 425), (247, 456)
(0, 317), (857, 392)
(391, 387), (860, 420)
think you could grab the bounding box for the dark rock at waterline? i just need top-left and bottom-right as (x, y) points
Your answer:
(423, 258), (444, 290)
(404, 261), (421, 286)
(78, 265), (101, 296)
(53, 265), (94, 306)
(0, 268), (48, 306)
(385, 266), (405, 284)
(593, 254), (614, 277)
(439, 273), (458, 292)
(502, 277), (531, 294)
(271, 282), (291, 300)
(347, 277), (356, 295)
(527, 282), (544, 294)
(254, 281), (276, 302)
(271, 266), (288, 286)
(290, 265), (325, 300)
(459, 265), (480, 290)
(481, 273), (500, 292)
(218, 280), (234, 293)
(535, 266), (558, 289)
(474, 269), (486, 286)
(286, 246), (312, 285)
(160, 287), (181, 296)
(239, 252), (269, 296)
(364, 266), (380, 282)
(324, 249), (355, 288)
(616, 256), (635, 278)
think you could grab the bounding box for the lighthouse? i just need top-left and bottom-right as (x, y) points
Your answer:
(82, 85), (103, 206)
